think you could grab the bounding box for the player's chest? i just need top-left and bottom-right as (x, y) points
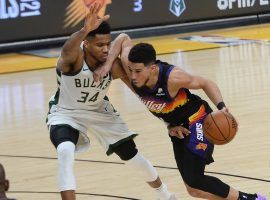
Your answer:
(64, 73), (112, 91)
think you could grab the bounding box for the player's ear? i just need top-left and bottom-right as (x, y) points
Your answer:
(150, 63), (157, 70)
(83, 40), (89, 47)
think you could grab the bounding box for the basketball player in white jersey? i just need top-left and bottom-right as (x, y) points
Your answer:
(46, 3), (176, 200)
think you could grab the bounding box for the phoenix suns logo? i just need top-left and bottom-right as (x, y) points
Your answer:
(64, 0), (111, 28)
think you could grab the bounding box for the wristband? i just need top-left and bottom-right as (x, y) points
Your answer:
(217, 101), (226, 110)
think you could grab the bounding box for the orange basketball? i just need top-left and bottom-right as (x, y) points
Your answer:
(202, 110), (238, 145)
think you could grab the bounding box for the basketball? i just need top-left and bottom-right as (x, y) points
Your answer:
(202, 110), (238, 145)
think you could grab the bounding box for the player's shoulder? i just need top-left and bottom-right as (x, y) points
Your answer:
(169, 67), (186, 81)
(167, 67), (191, 91)
(57, 51), (84, 74)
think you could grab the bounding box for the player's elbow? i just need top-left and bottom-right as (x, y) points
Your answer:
(116, 33), (131, 47)
(118, 33), (130, 40)
(200, 77), (213, 90)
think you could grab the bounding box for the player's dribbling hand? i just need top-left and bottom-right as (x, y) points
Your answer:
(221, 107), (239, 132)
(168, 125), (190, 139)
(84, 2), (110, 33)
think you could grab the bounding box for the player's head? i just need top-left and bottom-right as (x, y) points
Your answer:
(84, 21), (112, 64)
(0, 163), (9, 193)
(128, 43), (157, 88)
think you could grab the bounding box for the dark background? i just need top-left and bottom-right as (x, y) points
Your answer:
(0, 0), (270, 43)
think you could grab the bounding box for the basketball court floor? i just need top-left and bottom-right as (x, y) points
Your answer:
(0, 23), (269, 199)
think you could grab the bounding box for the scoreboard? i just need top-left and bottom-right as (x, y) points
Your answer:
(0, 0), (270, 44)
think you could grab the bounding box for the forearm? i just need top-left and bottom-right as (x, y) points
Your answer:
(202, 79), (224, 107)
(105, 33), (130, 67)
(94, 33), (132, 82)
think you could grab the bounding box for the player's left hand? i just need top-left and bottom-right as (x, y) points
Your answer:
(84, 2), (110, 34)
(168, 125), (190, 139)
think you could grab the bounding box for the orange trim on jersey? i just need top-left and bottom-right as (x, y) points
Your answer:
(155, 89), (188, 114)
(188, 105), (207, 126)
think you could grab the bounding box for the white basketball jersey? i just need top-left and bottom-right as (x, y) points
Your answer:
(47, 56), (136, 154)
(55, 60), (112, 110)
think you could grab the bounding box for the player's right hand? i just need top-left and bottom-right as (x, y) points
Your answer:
(168, 125), (190, 139)
(84, 2), (110, 33)
(93, 64), (111, 82)
(221, 107), (239, 132)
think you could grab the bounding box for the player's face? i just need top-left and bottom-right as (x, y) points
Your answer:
(128, 61), (151, 88)
(84, 34), (112, 64)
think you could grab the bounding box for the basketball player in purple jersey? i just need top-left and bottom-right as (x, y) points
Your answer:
(94, 35), (267, 200)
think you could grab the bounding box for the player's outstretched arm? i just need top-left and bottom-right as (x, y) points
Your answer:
(94, 33), (132, 82)
(59, 2), (110, 73)
(168, 68), (224, 108)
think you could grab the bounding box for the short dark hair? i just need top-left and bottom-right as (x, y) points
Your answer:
(86, 21), (111, 38)
(128, 43), (156, 66)
(0, 163), (6, 190)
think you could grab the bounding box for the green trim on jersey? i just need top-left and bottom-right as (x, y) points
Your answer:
(49, 89), (60, 110)
(46, 89), (60, 123)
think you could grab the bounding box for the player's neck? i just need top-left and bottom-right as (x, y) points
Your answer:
(84, 54), (101, 71)
(145, 66), (159, 89)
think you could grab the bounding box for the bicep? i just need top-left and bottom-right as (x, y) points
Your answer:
(58, 49), (83, 73)
(183, 74), (206, 89)
(169, 69), (206, 91)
